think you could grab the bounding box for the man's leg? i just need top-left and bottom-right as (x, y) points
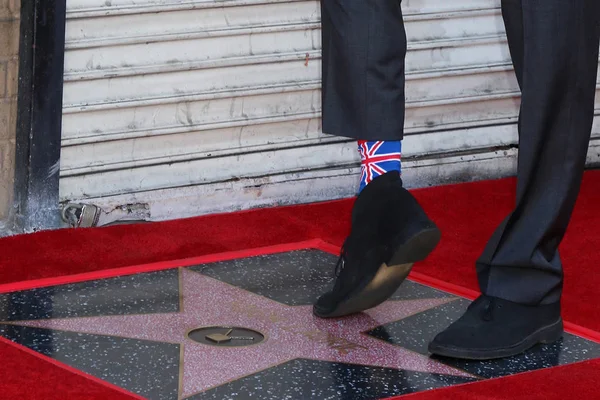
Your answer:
(314, 1), (441, 318)
(478, 0), (600, 306)
(321, 0), (406, 141)
(430, 0), (600, 359)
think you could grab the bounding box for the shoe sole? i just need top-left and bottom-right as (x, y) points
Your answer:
(314, 226), (441, 318)
(428, 318), (564, 360)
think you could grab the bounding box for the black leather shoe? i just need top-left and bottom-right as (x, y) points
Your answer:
(428, 295), (563, 360)
(313, 171), (441, 318)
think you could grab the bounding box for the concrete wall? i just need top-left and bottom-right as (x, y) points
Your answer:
(0, 0), (19, 226)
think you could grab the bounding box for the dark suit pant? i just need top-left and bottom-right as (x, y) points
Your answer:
(321, 0), (600, 304)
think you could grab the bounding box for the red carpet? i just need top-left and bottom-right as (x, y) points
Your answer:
(0, 337), (143, 400)
(2, 170), (600, 399)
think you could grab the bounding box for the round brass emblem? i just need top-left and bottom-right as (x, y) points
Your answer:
(187, 326), (265, 347)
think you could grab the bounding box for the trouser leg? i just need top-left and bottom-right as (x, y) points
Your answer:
(477, 0), (600, 305)
(321, 0), (407, 141)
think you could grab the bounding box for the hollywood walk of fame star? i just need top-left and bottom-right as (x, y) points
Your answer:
(6, 268), (472, 398)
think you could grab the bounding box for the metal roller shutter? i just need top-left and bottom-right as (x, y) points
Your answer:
(60, 0), (600, 221)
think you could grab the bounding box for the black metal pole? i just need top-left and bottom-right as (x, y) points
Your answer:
(13, 0), (67, 232)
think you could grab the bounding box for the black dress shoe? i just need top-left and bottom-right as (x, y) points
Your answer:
(428, 295), (563, 360)
(313, 171), (441, 318)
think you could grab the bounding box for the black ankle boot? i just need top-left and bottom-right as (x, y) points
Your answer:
(428, 295), (563, 360)
(313, 171), (441, 318)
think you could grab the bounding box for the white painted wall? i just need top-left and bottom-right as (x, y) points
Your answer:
(60, 0), (600, 221)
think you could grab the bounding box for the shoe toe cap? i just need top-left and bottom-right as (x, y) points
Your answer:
(428, 323), (481, 351)
(313, 292), (336, 316)
(428, 330), (457, 349)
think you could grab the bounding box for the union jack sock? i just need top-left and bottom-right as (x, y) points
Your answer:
(358, 140), (402, 192)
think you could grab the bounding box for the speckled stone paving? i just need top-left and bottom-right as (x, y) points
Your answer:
(1, 249), (599, 400)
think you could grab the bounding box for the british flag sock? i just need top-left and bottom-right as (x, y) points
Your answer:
(358, 140), (402, 192)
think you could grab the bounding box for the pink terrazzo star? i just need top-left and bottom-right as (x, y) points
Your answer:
(13, 269), (471, 398)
